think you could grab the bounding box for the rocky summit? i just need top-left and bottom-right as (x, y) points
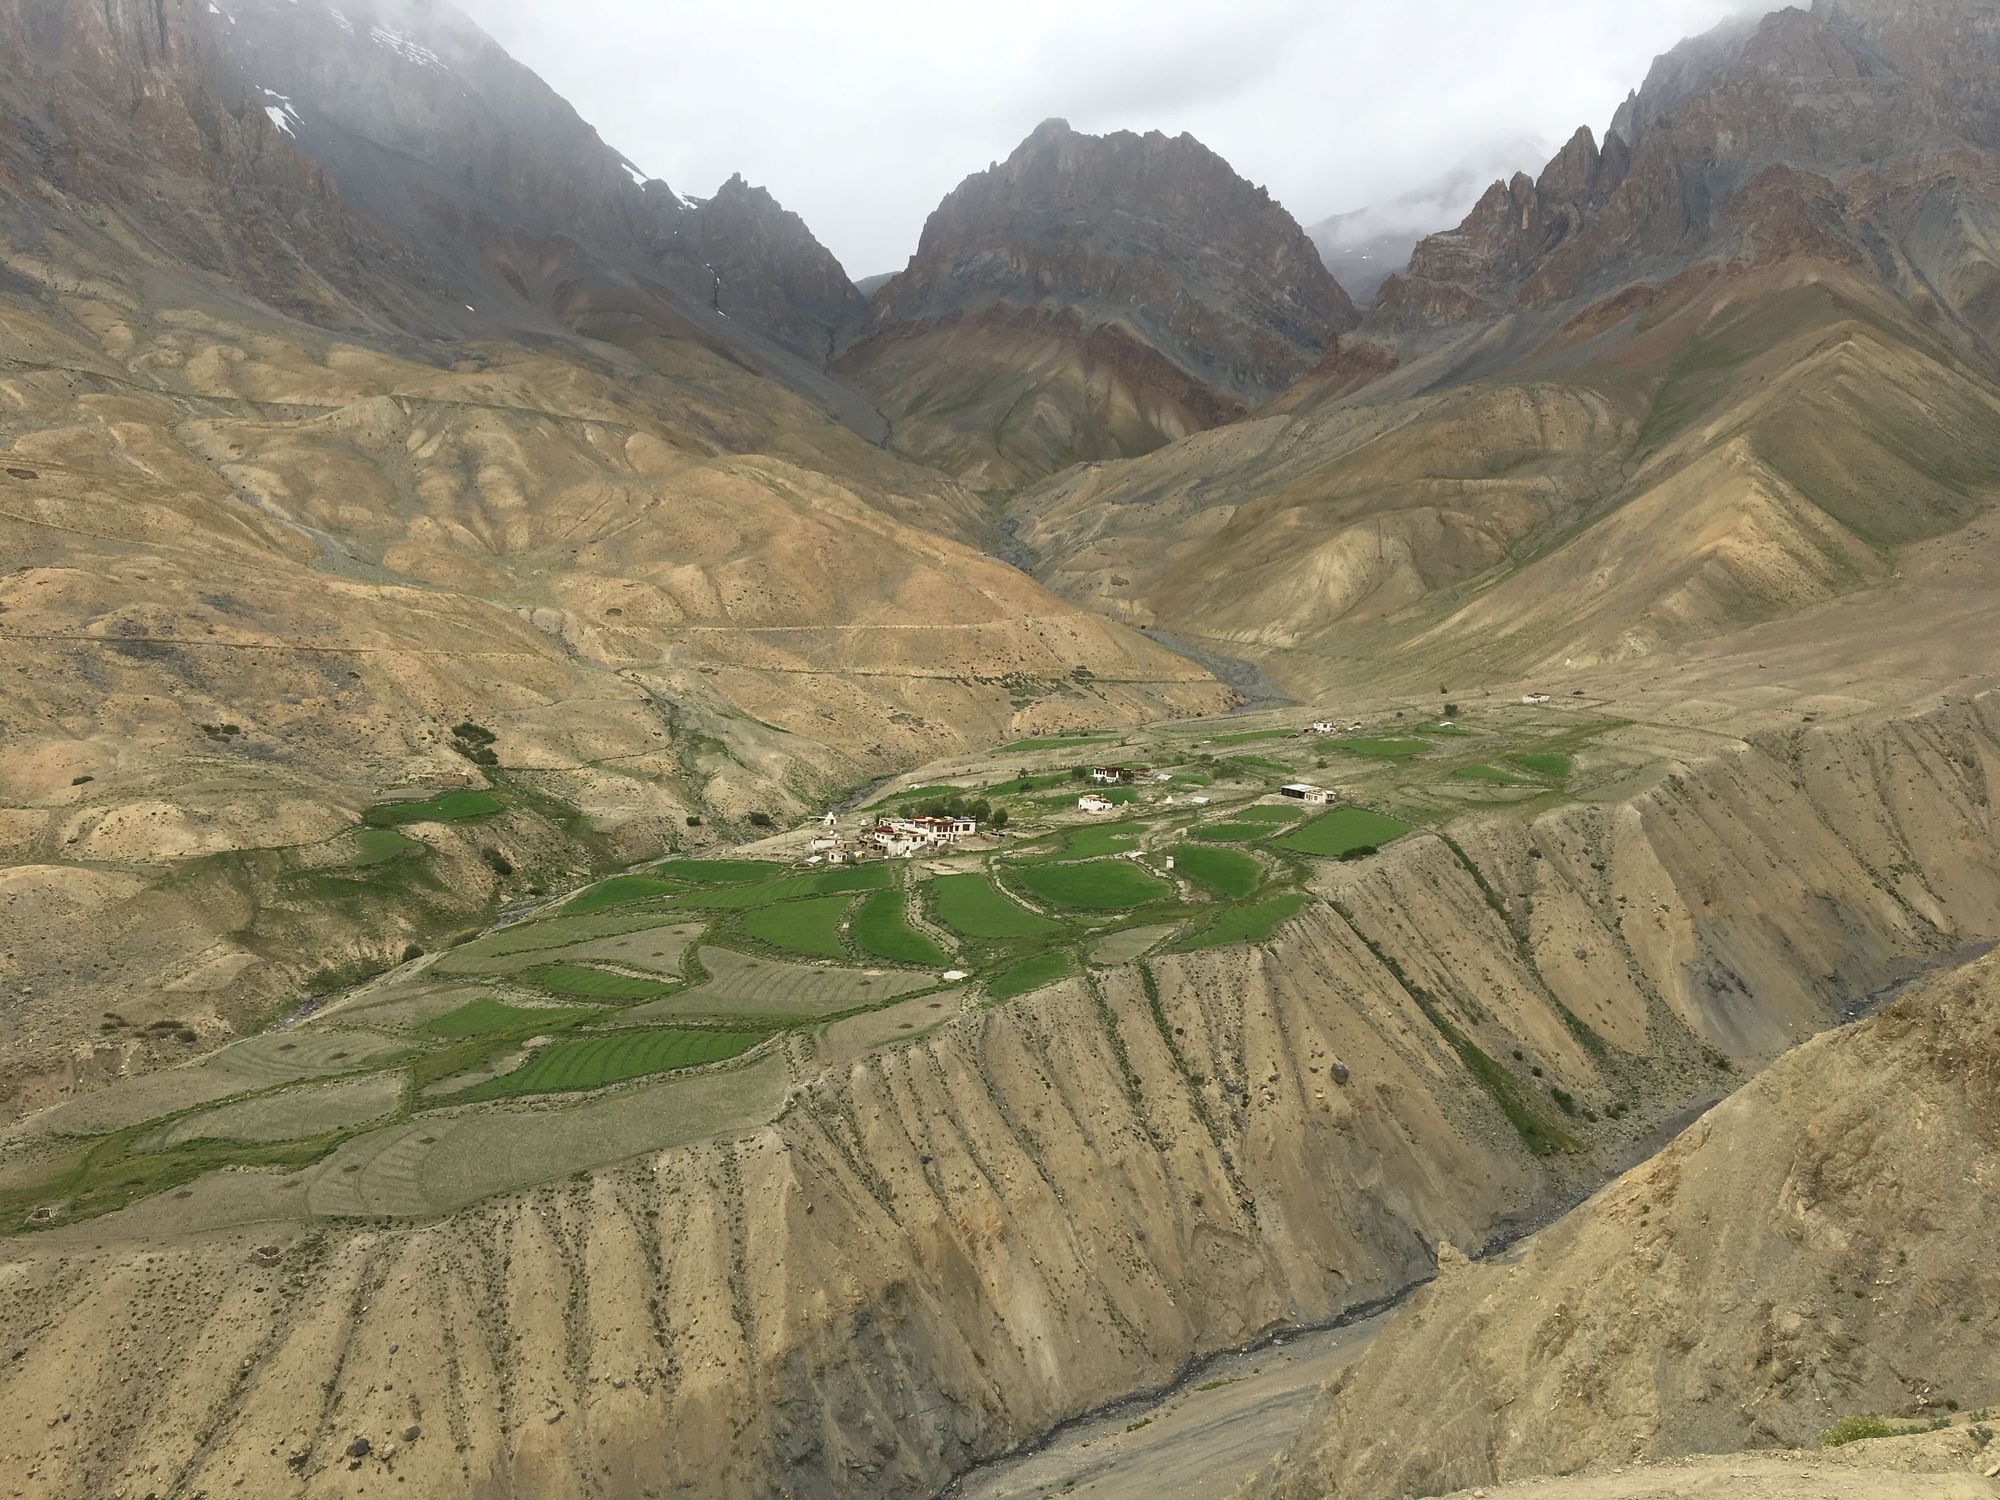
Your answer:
(5, 3), (2000, 1500)
(838, 117), (1357, 485)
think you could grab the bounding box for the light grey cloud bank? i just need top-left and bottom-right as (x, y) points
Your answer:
(455, 0), (1781, 278)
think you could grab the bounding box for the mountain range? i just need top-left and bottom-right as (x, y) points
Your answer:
(4, 1), (2000, 1497)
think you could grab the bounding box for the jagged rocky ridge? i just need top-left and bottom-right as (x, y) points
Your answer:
(836, 118), (1357, 485)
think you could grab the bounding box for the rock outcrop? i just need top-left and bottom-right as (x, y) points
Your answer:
(1372, 0), (2000, 349)
(837, 118), (1357, 484)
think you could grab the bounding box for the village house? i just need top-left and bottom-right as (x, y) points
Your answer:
(1089, 765), (1132, 784)
(1522, 693), (1552, 705)
(1280, 782), (1332, 805)
(1078, 792), (1115, 814)
(861, 814), (977, 857)
(1309, 720), (1337, 735)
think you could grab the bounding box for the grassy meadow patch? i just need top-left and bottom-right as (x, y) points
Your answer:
(929, 874), (1060, 940)
(1012, 859), (1173, 911)
(1172, 844), (1262, 900)
(1276, 807), (1413, 858)
(446, 1028), (765, 1102)
(420, 998), (594, 1037)
(518, 963), (676, 1000)
(1171, 892), (1309, 952)
(988, 950), (1074, 1000)
(739, 895), (851, 959)
(851, 889), (950, 966)
(363, 788), (503, 827)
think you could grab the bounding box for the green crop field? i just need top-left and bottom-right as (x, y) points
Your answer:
(447, 1028), (765, 1102)
(1002, 734), (1116, 752)
(667, 863), (891, 911)
(1172, 892), (1310, 952)
(518, 963), (676, 1000)
(988, 950), (1073, 1000)
(1452, 764), (1528, 783)
(1275, 806), (1413, 857)
(1323, 738), (1428, 759)
(981, 770), (1077, 796)
(1173, 844), (1262, 899)
(1037, 785), (1136, 810)
(852, 889), (950, 966)
(1510, 753), (1574, 779)
(1191, 822), (1272, 843)
(350, 828), (421, 866)
(362, 788), (504, 827)
(564, 873), (683, 912)
(421, 998), (594, 1037)
(1233, 804), (1305, 823)
(928, 874), (1060, 940)
(1012, 859), (1173, 911)
(1036, 820), (1146, 860)
(885, 784), (965, 803)
(1208, 727), (1295, 745)
(652, 858), (786, 885)
(739, 895), (851, 959)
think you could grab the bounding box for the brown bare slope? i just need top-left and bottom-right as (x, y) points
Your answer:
(0, 3), (1228, 1114)
(837, 118), (1356, 486)
(1241, 943), (2000, 1500)
(9, 669), (2000, 1496)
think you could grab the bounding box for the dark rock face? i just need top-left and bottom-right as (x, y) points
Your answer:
(1373, 0), (2000, 345)
(0, 0), (861, 357)
(862, 117), (1356, 405)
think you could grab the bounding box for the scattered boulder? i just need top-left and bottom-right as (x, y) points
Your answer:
(345, 1435), (371, 1459)
(401, 1424), (421, 1443)
(5, 466), (37, 480)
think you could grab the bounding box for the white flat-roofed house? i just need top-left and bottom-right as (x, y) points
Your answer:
(1522, 693), (1552, 705)
(1089, 766), (1131, 784)
(1309, 720), (1336, 735)
(1078, 792), (1115, 814)
(1280, 783), (1332, 805)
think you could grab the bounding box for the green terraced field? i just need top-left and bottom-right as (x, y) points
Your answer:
(1190, 822), (1272, 843)
(1172, 844), (1263, 899)
(362, 788), (503, 827)
(1233, 804), (1306, 823)
(1207, 728), (1295, 745)
(928, 874), (1060, 940)
(518, 964), (677, 1000)
(739, 895), (851, 959)
(1510, 752), (1574, 778)
(1030, 820), (1146, 860)
(350, 828), (421, 866)
(1323, 738), (1428, 759)
(1452, 764), (1529, 783)
(987, 950), (1073, 1000)
(447, 1028), (765, 1102)
(421, 998), (594, 1037)
(851, 889), (950, 966)
(651, 858), (786, 885)
(666, 863), (891, 911)
(1172, 892), (1310, 951)
(564, 873), (684, 912)
(1012, 859), (1173, 911)
(1275, 807), (1414, 858)
(1001, 734), (1116, 752)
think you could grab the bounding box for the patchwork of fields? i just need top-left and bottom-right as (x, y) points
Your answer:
(3, 698), (1622, 1233)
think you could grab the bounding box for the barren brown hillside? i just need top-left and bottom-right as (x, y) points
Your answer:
(1241, 942), (2000, 1499)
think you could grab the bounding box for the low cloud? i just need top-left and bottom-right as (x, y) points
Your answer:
(456, 0), (1783, 277)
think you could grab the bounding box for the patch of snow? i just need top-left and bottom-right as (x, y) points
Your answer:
(369, 22), (447, 70)
(464, 304), (475, 312)
(327, 7), (354, 34)
(619, 161), (648, 187)
(257, 88), (302, 138)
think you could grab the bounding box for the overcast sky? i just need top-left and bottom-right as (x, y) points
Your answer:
(456, 0), (1780, 278)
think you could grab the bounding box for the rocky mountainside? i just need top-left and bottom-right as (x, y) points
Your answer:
(0, 0), (866, 369)
(1007, 0), (2000, 703)
(1243, 941), (2000, 1499)
(1373, 0), (2000, 345)
(836, 118), (1357, 486)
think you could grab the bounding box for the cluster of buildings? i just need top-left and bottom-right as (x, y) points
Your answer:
(808, 813), (978, 863)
